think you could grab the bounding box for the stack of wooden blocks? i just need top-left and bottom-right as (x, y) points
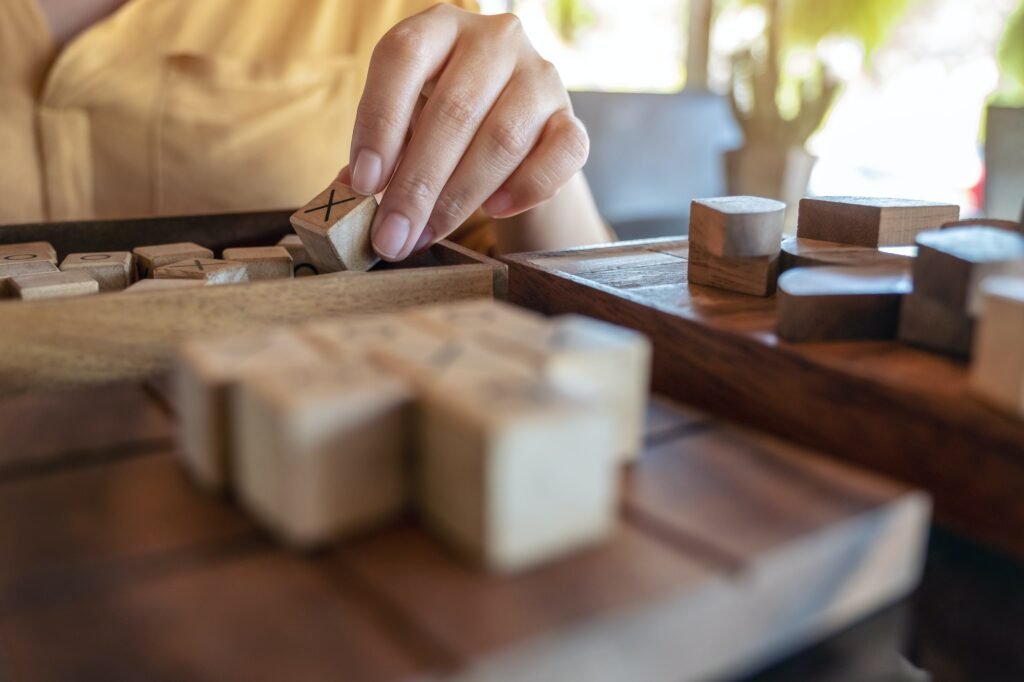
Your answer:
(175, 300), (651, 573)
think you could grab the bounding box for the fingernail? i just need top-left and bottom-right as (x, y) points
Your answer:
(351, 150), (383, 195)
(373, 212), (412, 259)
(413, 225), (436, 253)
(483, 190), (514, 217)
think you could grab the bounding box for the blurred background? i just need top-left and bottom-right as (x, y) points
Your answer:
(479, 0), (1024, 239)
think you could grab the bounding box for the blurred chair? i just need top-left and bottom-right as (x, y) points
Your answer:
(570, 89), (742, 240)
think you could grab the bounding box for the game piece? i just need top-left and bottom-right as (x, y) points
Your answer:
(687, 242), (779, 296)
(469, 314), (652, 462)
(10, 270), (99, 300)
(133, 242), (213, 278)
(153, 258), (249, 285)
(176, 330), (325, 491)
(302, 314), (451, 367)
(0, 261), (57, 297)
(777, 264), (912, 342)
(689, 196), (786, 258)
(402, 299), (550, 339)
(779, 237), (916, 273)
(0, 241), (57, 265)
(122, 279), (207, 294)
(289, 181), (379, 273)
(414, 371), (617, 572)
(913, 227), (1024, 316)
(898, 292), (975, 358)
(970, 277), (1024, 416)
(797, 197), (960, 247)
(277, 234), (319, 277)
(59, 252), (134, 291)
(233, 360), (414, 548)
(222, 246), (293, 280)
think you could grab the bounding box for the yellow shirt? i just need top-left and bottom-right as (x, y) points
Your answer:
(0, 0), (480, 231)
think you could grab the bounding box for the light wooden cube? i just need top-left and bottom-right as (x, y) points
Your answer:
(222, 246), (293, 280)
(133, 242), (213, 278)
(289, 181), (379, 272)
(176, 330), (324, 491)
(899, 292), (975, 358)
(687, 242), (780, 296)
(0, 241), (57, 266)
(302, 315), (451, 368)
(472, 315), (652, 462)
(153, 258), (248, 285)
(797, 197), (960, 248)
(689, 196), (786, 258)
(777, 265), (912, 342)
(0, 261), (57, 297)
(60, 252), (134, 291)
(402, 299), (549, 339)
(913, 227), (1024, 316)
(123, 279), (207, 294)
(416, 372), (617, 573)
(233, 360), (415, 548)
(277, 234), (319, 277)
(11, 270), (99, 300)
(970, 277), (1024, 416)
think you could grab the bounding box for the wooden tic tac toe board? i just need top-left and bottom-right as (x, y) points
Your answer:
(0, 381), (927, 682)
(0, 210), (505, 393)
(504, 238), (1024, 558)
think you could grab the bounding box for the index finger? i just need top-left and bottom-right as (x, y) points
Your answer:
(348, 6), (461, 196)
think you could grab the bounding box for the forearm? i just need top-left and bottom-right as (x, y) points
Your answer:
(493, 172), (613, 254)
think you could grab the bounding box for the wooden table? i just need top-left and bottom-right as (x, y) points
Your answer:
(0, 379), (927, 682)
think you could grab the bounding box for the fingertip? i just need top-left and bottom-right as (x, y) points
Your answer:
(337, 165), (352, 184)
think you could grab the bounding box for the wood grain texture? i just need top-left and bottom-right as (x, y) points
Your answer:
(133, 242), (213, 278)
(797, 197), (960, 247)
(688, 242), (779, 296)
(12, 270), (99, 300)
(0, 263), (494, 393)
(0, 261), (57, 296)
(689, 196), (786, 258)
(221, 246), (293, 280)
(60, 251), (135, 291)
(504, 238), (1024, 557)
(290, 182), (379, 273)
(0, 382), (927, 681)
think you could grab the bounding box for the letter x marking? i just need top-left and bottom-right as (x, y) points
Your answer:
(304, 189), (355, 222)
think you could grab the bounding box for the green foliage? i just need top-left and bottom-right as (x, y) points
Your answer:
(998, 1), (1024, 101)
(545, 0), (595, 44)
(780, 0), (915, 55)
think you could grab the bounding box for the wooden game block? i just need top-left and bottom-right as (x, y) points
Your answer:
(798, 197), (960, 247)
(779, 237), (916, 273)
(59, 252), (134, 291)
(0, 261), (57, 297)
(0, 241), (57, 266)
(175, 330), (324, 491)
(122, 278), (207, 294)
(942, 218), (1024, 234)
(277, 234), (319, 277)
(133, 242), (213, 278)
(689, 196), (786, 258)
(301, 315), (450, 368)
(470, 315), (652, 462)
(233, 361), (415, 548)
(777, 265), (912, 342)
(221, 247), (293, 280)
(687, 242), (779, 296)
(898, 292), (975, 357)
(289, 181), (379, 273)
(913, 227), (1024, 316)
(371, 337), (536, 394)
(415, 372), (617, 572)
(401, 299), (549, 340)
(153, 258), (249, 285)
(11, 271), (99, 301)
(969, 277), (1024, 416)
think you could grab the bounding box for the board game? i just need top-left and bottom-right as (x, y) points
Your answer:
(504, 236), (1024, 558)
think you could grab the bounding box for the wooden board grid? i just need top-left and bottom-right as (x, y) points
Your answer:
(502, 238), (1024, 558)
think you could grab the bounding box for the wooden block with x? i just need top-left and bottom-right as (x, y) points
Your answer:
(289, 181), (380, 273)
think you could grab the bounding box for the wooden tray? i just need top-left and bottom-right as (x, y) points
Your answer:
(0, 211), (505, 393)
(0, 382), (927, 681)
(503, 238), (1024, 558)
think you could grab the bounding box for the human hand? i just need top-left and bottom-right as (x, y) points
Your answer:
(340, 4), (589, 261)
